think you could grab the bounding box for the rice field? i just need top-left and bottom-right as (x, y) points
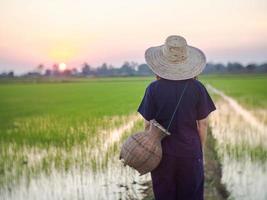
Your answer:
(0, 75), (266, 200)
(202, 74), (267, 108)
(0, 77), (153, 199)
(202, 75), (267, 200)
(0, 77), (151, 145)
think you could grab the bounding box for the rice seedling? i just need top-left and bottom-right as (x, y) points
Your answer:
(1, 75), (266, 199)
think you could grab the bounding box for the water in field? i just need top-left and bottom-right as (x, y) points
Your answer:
(0, 114), (150, 200)
(209, 86), (267, 200)
(1, 80), (267, 200)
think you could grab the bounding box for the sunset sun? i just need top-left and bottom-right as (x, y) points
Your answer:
(59, 63), (67, 71)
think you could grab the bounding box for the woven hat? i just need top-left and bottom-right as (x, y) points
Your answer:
(145, 35), (206, 80)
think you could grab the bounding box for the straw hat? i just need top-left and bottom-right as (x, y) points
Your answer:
(145, 35), (206, 80)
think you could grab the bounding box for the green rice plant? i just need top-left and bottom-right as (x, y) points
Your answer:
(200, 74), (267, 109)
(0, 78), (152, 146)
(0, 75), (266, 198)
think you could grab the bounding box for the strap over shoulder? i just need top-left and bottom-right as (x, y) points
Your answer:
(166, 81), (189, 133)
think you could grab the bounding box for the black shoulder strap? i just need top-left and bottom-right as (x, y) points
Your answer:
(166, 81), (189, 133)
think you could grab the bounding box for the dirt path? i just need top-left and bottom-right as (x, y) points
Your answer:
(207, 85), (267, 200)
(207, 84), (267, 133)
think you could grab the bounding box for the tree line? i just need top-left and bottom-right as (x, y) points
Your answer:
(203, 62), (267, 74)
(1, 61), (267, 78)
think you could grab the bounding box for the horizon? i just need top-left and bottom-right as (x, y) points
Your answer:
(1, 0), (267, 74)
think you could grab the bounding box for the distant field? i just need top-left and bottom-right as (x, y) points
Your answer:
(0, 77), (152, 146)
(200, 74), (267, 109)
(1, 74), (266, 146)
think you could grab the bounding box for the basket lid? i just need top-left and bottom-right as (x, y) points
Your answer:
(150, 119), (171, 136)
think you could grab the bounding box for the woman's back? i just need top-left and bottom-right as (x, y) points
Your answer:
(134, 35), (216, 199)
(138, 78), (215, 158)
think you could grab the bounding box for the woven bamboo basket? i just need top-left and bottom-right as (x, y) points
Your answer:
(119, 119), (170, 175)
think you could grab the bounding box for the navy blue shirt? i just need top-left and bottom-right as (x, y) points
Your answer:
(137, 78), (216, 158)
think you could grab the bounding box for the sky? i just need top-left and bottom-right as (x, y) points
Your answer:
(0, 0), (267, 74)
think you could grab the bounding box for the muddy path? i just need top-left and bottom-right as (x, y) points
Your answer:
(207, 84), (267, 130)
(207, 85), (267, 200)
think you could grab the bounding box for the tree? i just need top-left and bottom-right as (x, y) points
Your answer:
(37, 64), (45, 74)
(227, 62), (244, 73)
(130, 61), (139, 70)
(82, 62), (91, 76)
(52, 63), (59, 75)
(62, 69), (72, 76)
(119, 61), (136, 76)
(96, 63), (109, 76)
(137, 64), (152, 75)
(246, 64), (256, 73)
(0, 71), (14, 77)
(0, 72), (7, 77)
(7, 71), (14, 77)
(258, 63), (267, 73)
(44, 69), (52, 76)
(71, 68), (78, 76)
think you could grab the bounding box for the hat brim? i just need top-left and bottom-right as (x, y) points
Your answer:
(145, 45), (206, 80)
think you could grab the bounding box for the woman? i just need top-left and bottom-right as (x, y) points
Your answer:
(137, 35), (216, 200)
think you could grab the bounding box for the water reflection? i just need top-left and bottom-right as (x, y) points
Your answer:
(1, 157), (150, 200)
(0, 114), (150, 200)
(210, 99), (267, 200)
(221, 155), (267, 200)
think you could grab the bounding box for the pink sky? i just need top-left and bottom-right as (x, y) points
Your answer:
(0, 0), (267, 74)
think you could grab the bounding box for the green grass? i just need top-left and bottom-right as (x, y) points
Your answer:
(0, 77), (154, 188)
(0, 77), (153, 146)
(200, 74), (267, 109)
(1, 74), (266, 146)
(0, 75), (266, 194)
